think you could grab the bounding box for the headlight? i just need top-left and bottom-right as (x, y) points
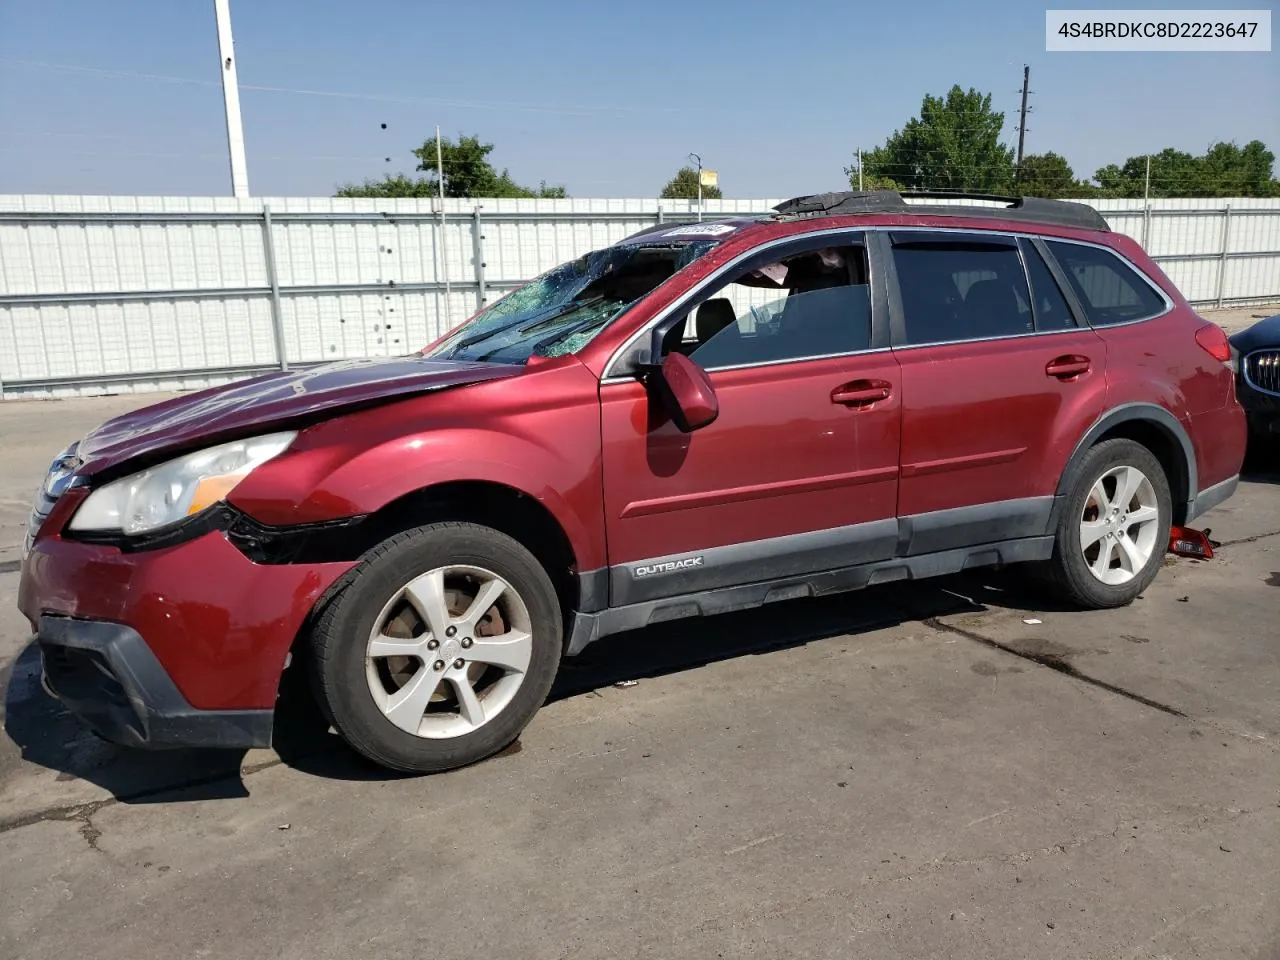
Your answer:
(69, 431), (296, 535)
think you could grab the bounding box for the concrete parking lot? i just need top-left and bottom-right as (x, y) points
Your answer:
(2, 307), (1278, 960)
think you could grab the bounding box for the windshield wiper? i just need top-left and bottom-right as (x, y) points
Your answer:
(448, 301), (568, 354)
(472, 297), (611, 362)
(530, 311), (616, 357)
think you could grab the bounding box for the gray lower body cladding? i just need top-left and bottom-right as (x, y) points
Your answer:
(568, 496), (1058, 656)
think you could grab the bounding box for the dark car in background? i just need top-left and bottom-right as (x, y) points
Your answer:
(1230, 314), (1280, 444)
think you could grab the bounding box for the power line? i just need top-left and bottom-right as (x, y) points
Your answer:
(0, 57), (686, 118)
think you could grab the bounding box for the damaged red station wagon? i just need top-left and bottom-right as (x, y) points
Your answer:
(19, 191), (1247, 772)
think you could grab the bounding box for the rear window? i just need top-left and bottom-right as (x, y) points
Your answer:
(1044, 241), (1167, 326)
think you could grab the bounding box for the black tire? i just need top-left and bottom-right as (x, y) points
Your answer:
(1041, 438), (1172, 609)
(310, 522), (562, 773)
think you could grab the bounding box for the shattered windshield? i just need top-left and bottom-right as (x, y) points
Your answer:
(423, 239), (720, 364)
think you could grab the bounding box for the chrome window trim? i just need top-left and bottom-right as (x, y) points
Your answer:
(610, 345), (897, 383)
(1242, 348), (1280, 397)
(600, 224), (1173, 382)
(887, 326), (1093, 351)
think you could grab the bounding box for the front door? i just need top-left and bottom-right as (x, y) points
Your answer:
(599, 233), (903, 606)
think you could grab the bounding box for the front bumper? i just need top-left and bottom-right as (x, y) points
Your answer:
(37, 615), (273, 749)
(1236, 373), (1280, 436)
(20, 520), (355, 750)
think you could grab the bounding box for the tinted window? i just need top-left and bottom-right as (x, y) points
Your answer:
(1044, 241), (1166, 326)
(688, 245), (871, 369)
(1020, 240), (1078, 332)
(891, 242), (1033, 345)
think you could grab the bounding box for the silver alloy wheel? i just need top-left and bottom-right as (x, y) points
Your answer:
(1079, 464), (1162, 585)
(365, 565), (533, 739)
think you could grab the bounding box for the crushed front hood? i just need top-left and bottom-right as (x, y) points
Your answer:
(76, 355), (524, 474)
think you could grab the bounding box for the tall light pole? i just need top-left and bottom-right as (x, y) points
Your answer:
(214, 0), (250, 198)
(688, 152), (703, 221)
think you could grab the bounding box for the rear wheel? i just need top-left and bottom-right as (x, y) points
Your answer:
(310, 522), (562, 773)
(1042, 439), (1172, 609)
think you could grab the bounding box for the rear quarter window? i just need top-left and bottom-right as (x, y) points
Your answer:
(1044, 241), (1167, 326)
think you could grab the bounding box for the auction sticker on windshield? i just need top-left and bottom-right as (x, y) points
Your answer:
(653, 221), (747, 239)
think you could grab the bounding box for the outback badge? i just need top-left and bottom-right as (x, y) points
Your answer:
(633, 556), (705, 579)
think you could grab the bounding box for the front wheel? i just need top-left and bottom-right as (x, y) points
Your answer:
(1042, 438), (1172, 609)
(310, 522), (563, 773)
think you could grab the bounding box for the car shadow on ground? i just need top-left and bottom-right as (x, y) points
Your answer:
(4, 575), (1019, 802)
(2, 641), (258, 805)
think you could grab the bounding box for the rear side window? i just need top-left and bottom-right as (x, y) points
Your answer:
(1044, 241), (1167, 326)
(1020, 239), (1077, 332)
(891, 240), (1033, 346)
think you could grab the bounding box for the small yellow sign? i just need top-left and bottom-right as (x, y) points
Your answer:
(699, 169), (718, 188)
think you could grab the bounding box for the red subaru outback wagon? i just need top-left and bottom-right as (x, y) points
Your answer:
(19, 191), (1247, 772)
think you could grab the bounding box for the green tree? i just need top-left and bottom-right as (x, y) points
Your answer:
(840, 159), (902, 191)
(413, 134), (567, 198)
(335, 174), (438, 198)
(1015, 151), (1083, 198)
(1089, 141), (1278, 198)
(660, 166), (723, 200)
(336, 133), (567, 199)
(1198, 140), (1278, 196)
(856, 85), (1014, 193)
(1093, 148), (1199, 198)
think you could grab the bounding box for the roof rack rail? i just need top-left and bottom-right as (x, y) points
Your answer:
(772, 190), (1110, 233)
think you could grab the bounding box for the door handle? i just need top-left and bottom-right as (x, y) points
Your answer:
(1045, 355), (1091, 380)
(831, 380), (892, 407)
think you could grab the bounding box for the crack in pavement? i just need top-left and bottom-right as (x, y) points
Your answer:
(0, 755), (287, 838)
(0, 798), (110, 853)
(1216, 528), (1280, 548)
(923, 617), (1188, 717)
(925, 615), (1280, 752)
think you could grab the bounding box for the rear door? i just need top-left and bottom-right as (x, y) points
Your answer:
(881, 229), (1108, 554)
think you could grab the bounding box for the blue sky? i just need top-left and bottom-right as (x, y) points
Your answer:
(1, 0), (1276, 198)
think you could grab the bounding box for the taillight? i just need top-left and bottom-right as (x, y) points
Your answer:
(1194, 324), (1232, 365)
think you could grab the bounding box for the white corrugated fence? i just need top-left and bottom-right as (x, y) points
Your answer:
(0, 194), (1277, 399)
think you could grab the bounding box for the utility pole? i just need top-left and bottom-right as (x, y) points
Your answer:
(213, 0), (249, 198)
(857, 148), (863, 191)
(689, 152), (703, 221)
(1014, 64), (1030, 187)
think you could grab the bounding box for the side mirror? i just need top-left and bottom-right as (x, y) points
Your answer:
(652, 351), (719, 433)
